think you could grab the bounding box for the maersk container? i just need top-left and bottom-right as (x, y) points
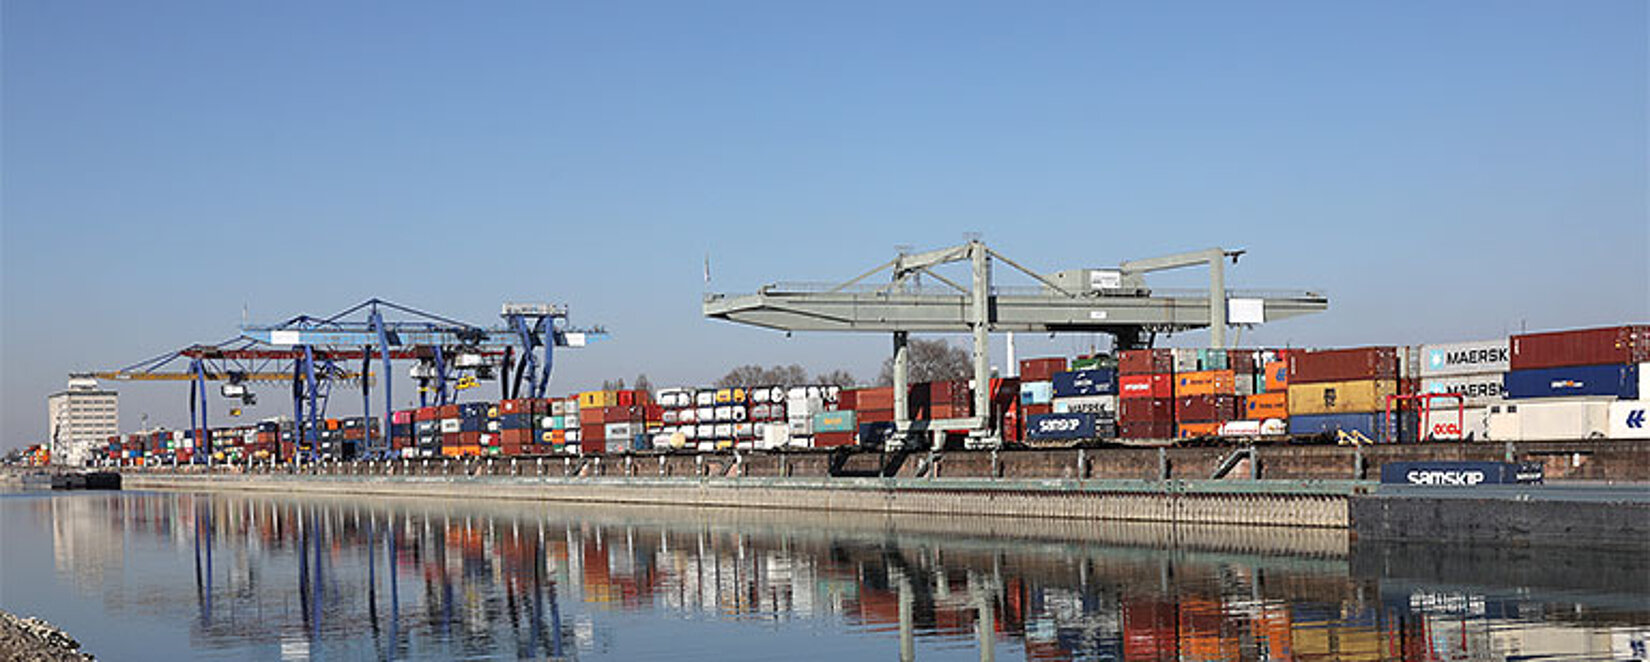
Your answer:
(1503, 364), (1639, 400)
(813, 411), (857, 433)
(1420, 339), (1510, 377)
(1419, 374), (1506, 407)
(1053, 395), (1117, 418)
(1287, 411), (1417, 443)
(1026, 412), (1098, 440)
(1051, 369), (1117, 397)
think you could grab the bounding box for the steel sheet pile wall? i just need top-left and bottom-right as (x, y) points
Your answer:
(1491, 325), (1649, 441)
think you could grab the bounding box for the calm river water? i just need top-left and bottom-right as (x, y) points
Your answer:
(1, 489), (1645, 661)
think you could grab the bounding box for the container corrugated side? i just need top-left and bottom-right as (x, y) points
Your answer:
(1510, 325), (1650, 371)
(1287, 347), (1399, 384)
(1420, 339), (1510, 376)
(1287, 411), (1416, 442)
(1503, 364), (1639, 400)
(1286, 379), (1400, 415)
(1419, 373), (1507, 407)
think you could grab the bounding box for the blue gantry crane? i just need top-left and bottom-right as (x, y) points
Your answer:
(240, 299), (607, 460)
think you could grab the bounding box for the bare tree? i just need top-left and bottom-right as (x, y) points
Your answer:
(716, 364), (809, 389)
(633, 374), (653, 397)
(601, 378), (626, 391)
(813, 369), (858, 388)
(877, 338), (971, 386)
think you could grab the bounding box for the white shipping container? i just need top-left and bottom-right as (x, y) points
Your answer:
(440, 419), (461, 434)
(697, 407), (716, 422)
(696, 424), (715, 439)
(695, 391), (716, 407)
(1052, 395), (1118, 417)
(762, 424), (791, 449)
(1172, 349), (1200, 373)
(1419, 339), (1510, 377)
(1419, 373), (1507, 407)
(1607, 401), (1649, 439)
(604, 422), (635, 439)
(1416, 406), (1489, 441)
(714, 424), (734, 438)
(1486, 400), (1609, 441)
(565, 429), (579, 443)
(734, 423), (755, 438)
(788, 419), (815, 436)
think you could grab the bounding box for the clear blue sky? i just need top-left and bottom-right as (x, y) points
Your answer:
(3, 1), (1645, 448)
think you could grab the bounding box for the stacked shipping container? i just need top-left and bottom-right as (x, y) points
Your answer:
(1489, 326), (1649, 441)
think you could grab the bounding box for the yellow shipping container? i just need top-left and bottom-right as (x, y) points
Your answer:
(1174, 369), (1236, 396)
(578, 391), (613, 409)
(1244, 391), (1289, 420)
(1287, 379), (1398, 415)
(715, 388), (733, 404)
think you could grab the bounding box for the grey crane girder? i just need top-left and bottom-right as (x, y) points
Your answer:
(702, 240), (1329, 447)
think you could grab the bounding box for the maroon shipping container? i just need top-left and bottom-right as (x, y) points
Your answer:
(1226, 350), (1258, 376)
(1173, 395), (1238, 423)
(1510, 325), (1650, 370)
(1119, 421), (1175, 439)
(1022, 403), (1054, 417)
(1119, 349), (1174, 375)
(441, 432), (462, 449)
(815, 431), (855, 448)
(580, 423), (605, 452)
(1287, 347), (1399, 384)
(1019, 357), (1069, 382)
(415, 407), (440, 421)
(501, 429), (533, 445)
(1120, 397), (1175, 423)
(438, 404), (462, 418)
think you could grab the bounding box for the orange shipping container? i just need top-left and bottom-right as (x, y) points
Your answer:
(1262, 361), (1289, 393)
(1243, 392), (1289, 419)
(1177, 422), (1221, 438)
(1174, 369), (1236, 396)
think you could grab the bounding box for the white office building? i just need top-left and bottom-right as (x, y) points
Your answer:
(46, 378), (118, 466)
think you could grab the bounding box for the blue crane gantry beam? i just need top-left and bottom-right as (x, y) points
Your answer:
(239, 298), (607, 460)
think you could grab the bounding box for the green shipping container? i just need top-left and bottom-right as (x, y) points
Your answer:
(813, 411), (857, 433)
(1198, 349), (1228, 371)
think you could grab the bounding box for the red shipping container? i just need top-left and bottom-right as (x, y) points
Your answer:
(1119, 349), (1174, 375)
(644, 403), (663, 422)
(501, 429), (533, 445)
(442, 432), (463, 449)
(580, 423), (605, 453)
(580, 408), (605, 425)
(1119, 421), (1175, 439)
(1174, 395), (1238, 423)
(1226, 350), (1258, 376)
(1510, 325), (1650, 370)
(459, 431), (482, 446)
(438, 404), (461, 418)
(815, 431), (855, 448)
(1287, 347), (1398, 384)
(850, 387), (895, 411)
(1021, 403), (1053, 417)
(1120, 374), (1174, 399)
(838, 389), (857, 410)
(500, 399), (525, 414)
(858, 408), (895, 423)
(1019, 357), (1068, 382)
(415, 407), (440, 421)
(1120, 397), (1175, 423)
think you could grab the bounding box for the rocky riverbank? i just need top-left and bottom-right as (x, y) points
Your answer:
(0, 611), (94, 662)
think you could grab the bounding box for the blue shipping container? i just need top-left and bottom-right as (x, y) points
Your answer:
(1380, 461), (1543, 486)
(1288, 411), (1417, 442)
(1502, 364), (1638, 400)
(858, 422), (897, 446)
(499, 413), (533, 430)
(1051, 369), (1118, 398)
(1026, 413), (1098, 440)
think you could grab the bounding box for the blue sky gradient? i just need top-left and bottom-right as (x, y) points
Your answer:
(3, 1), (1645, 447)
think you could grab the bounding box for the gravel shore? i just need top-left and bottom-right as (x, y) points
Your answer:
(0, 611), (95, 661)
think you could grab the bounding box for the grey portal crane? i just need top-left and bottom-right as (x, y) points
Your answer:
(703, 240), (1327, 448)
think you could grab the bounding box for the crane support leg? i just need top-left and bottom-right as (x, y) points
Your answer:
(1210, 253), (1226, 349)
(892, 331), (910, 447)
(970, 242), (994, 445)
